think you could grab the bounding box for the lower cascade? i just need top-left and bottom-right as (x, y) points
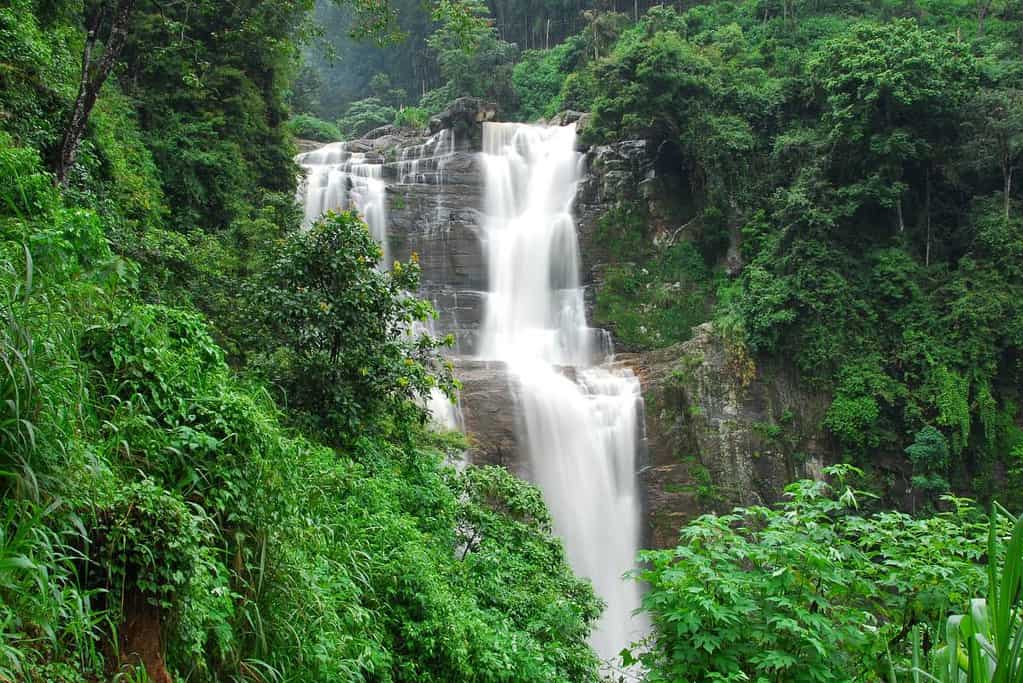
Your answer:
(478, 122), (648, 660)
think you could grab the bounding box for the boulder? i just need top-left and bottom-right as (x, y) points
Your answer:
(429, 97), (498, 138)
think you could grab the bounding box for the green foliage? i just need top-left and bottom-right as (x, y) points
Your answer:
(906, 426), (953, 495)
(592, 204), (715, 349)
(250, 210), (456, 443)
(512, 44), (574, 121)
(918, 506), (1023, 682)
(587, 27), (715, 142)
(0, 1), (78, 151)
(810, 20), (977, 217)
(337, 96), (398, 138)
(427, 0), (518, 112)
(394, 105), (429, 129)
(95, 479), (205, 609)
(635, 467), (991, 683)
(824, 358), (904, 453)
(0, 61), (598, 683)
(932, 366), (972, 455)
(286, 112), (343, 142)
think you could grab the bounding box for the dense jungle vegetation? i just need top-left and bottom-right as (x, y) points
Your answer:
(1, 0), (1022, 681)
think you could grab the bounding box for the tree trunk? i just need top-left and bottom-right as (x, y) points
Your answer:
(56, 0), (138, 186)
(925, 169), (932, 266)
(978, 0), (992, 36)
(896, 196), (905, 234)
(1004, 158), (1013, 220)
(119, 591), (172, 683)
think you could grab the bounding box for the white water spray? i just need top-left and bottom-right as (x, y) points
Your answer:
(477, 122), (647, 661)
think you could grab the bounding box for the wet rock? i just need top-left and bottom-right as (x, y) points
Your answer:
(365, 124), (402, 140)
(456, 360), (526, 476)
(295, 138), (328, 154)
(549, 110), (587, 126)
(620, 323), (835, 548)
(429, 97), (499, 138)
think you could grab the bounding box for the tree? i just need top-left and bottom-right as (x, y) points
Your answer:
(250, 211), (456, 443)
(56, 0), (138, 185)
(963, 89), (1023, 220)
(427, 0), (519, 109)
(337, 97), (398, 136)
(587, 28), (716, 141)
(906, 425), (952, 500)
(810, 20), (977, 233)
(452, 466), (603, 682)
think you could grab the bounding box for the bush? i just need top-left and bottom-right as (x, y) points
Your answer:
(249, 210), (456, 443)
(337, 97), (397, 138)
(287, 112), (342, 142)
(634, 467), (991, 682)
(394, 106), (429, 130)
(94, 479), (205, 610)
(513, 45), (573, 121)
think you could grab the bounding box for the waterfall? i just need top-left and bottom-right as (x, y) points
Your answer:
(399, 129), (457, 185)
(477, 122), (647, 662)
(295, 123), (648, 661)
(297, 142), (390, 265)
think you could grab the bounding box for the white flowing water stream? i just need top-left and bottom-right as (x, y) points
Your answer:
(478, 122), (647, 661)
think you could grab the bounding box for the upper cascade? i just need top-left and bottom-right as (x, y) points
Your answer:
(477, 122), (607, 367)
(297, 142), (389, 263)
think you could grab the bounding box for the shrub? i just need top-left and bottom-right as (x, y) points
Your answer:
(286, 112), (342, 142)
(394, 106), (429, 130)
(249, 210), (456, 443)
(634, 467), (990, 682)
(337, 97), (397, 138)
(94, 479), (204, 610)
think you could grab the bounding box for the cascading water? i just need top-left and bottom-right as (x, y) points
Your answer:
(296, 122), (647, 659)
(398, 129), (457, 185)
(477, 122), (647, 661)
(297, 142), (390, 265)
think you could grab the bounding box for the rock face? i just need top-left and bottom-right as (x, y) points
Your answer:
(574, 138), (692, 317)
(385, 153), (487, 354)
(304, 105), (837, 550)
(622, 323), (835, 548)
(455, 360), (526, 475)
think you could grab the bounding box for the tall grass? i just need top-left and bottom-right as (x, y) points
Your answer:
(916, 505), (1023, 682)
(0, 203), (112, 677)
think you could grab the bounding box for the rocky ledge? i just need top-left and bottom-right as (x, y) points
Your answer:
(621, 322), (835, 548)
